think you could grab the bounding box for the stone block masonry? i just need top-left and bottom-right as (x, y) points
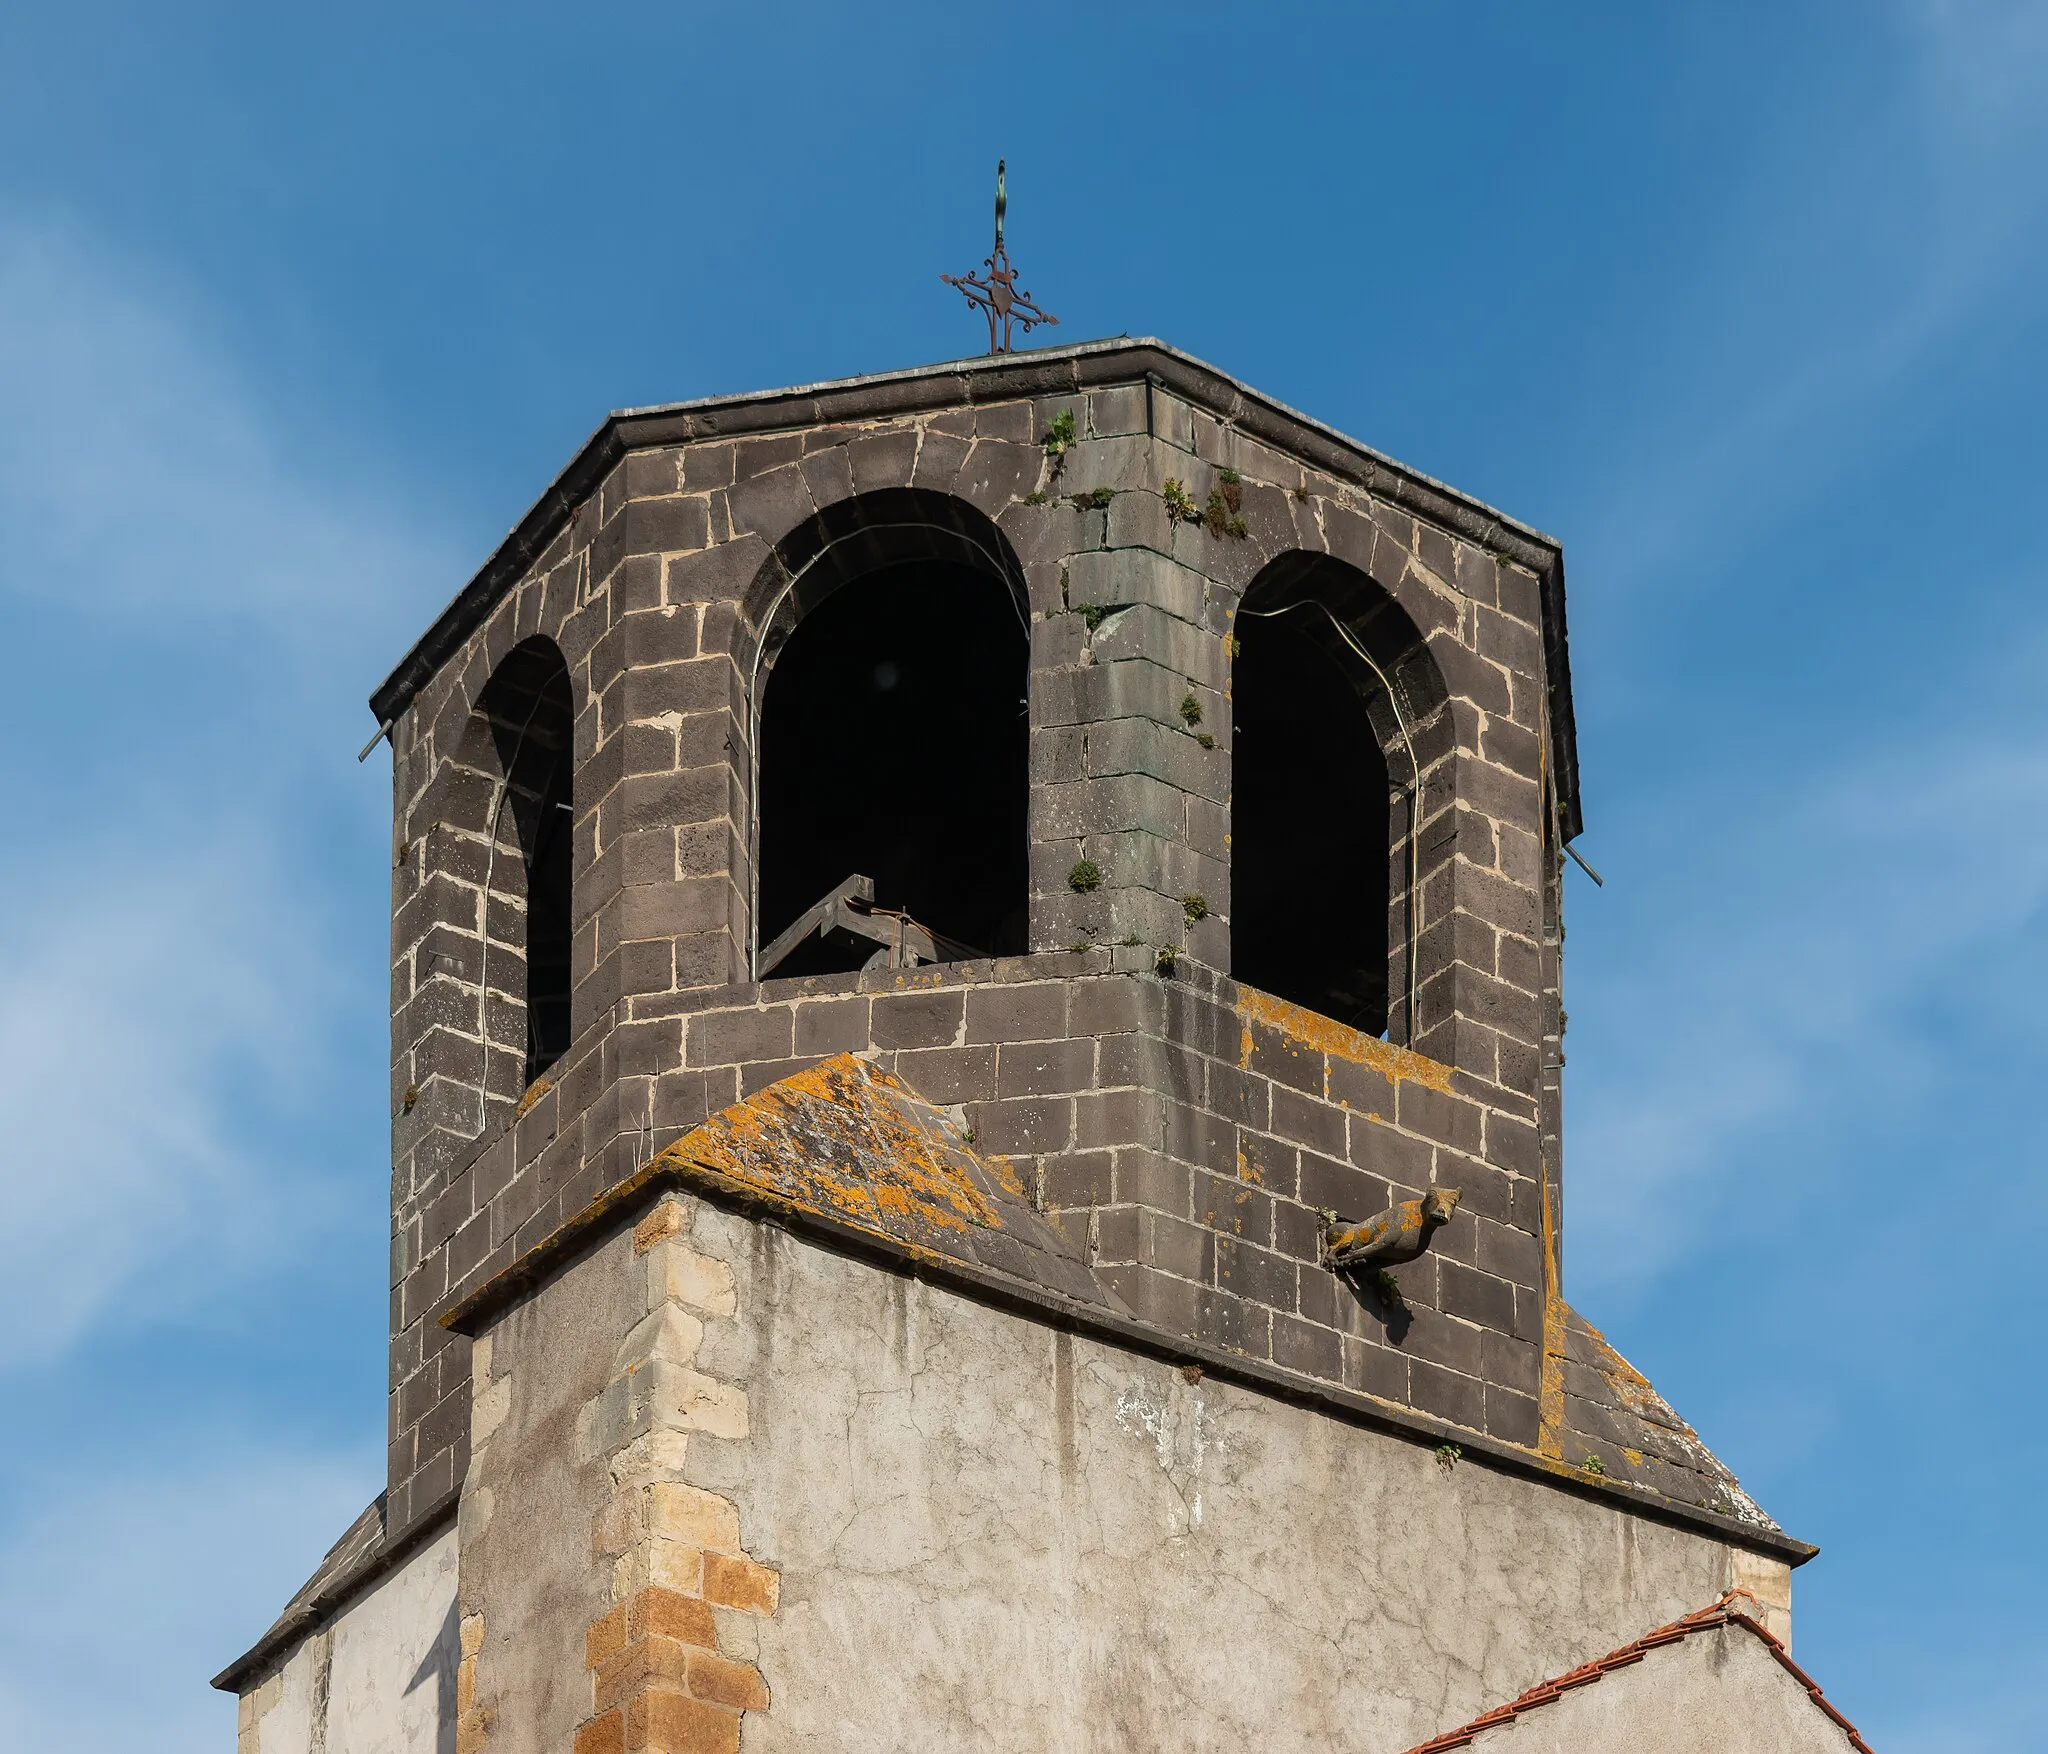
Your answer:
(374, 340), (1579, 1543)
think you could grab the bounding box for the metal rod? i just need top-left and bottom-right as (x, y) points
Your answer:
(1564, 841), (1604, 886)
(357, 719), (394, 762)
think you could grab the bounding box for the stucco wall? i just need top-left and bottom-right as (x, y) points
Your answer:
(458, 1190), (1784, 1754)
(457, 1222), (645, 1754)
(1460, 1623), (1857, 1752)
(240, 1525), (456, 1754)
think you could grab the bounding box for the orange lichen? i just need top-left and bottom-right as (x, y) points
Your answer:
(1234, 988), (1454, 1094)
(646, 1054), (1003, 1248)
(1535, 1166), (1567, 1461)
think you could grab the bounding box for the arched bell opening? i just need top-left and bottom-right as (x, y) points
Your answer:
(1231, 555), (1448, 1042)
(749, 493), (1030, 979)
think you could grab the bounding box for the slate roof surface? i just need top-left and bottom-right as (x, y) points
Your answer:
(1401, 1590), (1873, 1754)
(1543, 1303), (1780, 1532)
(646, 1052), (1124, 1313)
(211, 1495), (388, 1690)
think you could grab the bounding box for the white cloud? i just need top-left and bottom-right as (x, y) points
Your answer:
(0, 1437), (379, 1754)
(0, 207), (446, 1366)
(0, 210), (441, 641)
(1571, 4), (2048, 601)
(0, 831), (342, 1364)
(1565, 624), (2048, 1294)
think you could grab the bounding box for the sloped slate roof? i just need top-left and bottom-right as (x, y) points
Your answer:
(641, 1052), (1123, 1312)
(211, 1496), (389, 1691)
(1402, 1590), (1873, 1754)
(1541, 1303), (1779, 1532)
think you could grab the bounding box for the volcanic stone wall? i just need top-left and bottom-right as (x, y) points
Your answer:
(377, 345), (1569, 1540)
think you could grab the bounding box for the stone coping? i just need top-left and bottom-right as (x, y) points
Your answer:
(436, 1139), (1817, 1571)
(364, 336), (1582, 840)
(209, 1484), (460, 1696)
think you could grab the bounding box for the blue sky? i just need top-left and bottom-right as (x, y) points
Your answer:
(1, 2), (2042, 1746)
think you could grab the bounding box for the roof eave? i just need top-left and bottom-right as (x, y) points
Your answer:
(366, 337), (1582, 838)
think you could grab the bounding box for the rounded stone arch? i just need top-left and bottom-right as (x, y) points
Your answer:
(408, 634), (578, 1135)
(1228, 553), (1453, 1044)
(739, 489), (1032, 978)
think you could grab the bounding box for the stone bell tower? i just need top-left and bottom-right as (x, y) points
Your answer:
(216, 340), (1822, 1754)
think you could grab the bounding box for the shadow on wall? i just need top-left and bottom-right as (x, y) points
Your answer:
(404, 1597), (459, 1754)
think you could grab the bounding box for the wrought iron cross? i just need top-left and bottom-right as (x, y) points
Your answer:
(942, 160), (1058, 354)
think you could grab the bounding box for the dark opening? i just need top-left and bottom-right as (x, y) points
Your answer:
(479, 640), (574, 1084)
(758, 561), (1028, 977)
(1232, 608), (1391, 1032)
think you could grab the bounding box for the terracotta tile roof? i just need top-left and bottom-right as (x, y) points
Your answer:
(1400, 1591), (1873, 1754)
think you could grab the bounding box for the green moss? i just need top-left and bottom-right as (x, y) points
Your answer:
(1182, 893), (1208, 921)
(1067, 858), (1102, 893)
(1022, 488), (1048, 506)
(1179, 693), (1203, 726)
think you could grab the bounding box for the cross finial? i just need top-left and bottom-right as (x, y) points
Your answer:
(942, 159), (1057, 355)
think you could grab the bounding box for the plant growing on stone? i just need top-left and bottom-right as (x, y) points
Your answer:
(1582, 1454), (1607, 1477)
(1182, 893), (1208, 921)
(1162, 477), (1200, 524)
(1371, 1267), (1406, 1311)
(1435, 1443), (1462, 1472)
(1154, 945), (1179, 976)
(1179, 693), (1203, 726)
(1043, 409), (1078, 479)
(1022, 489), (1048, 506)
(1067, 858), (1102, 893)
(1204, 486), (1248, 540)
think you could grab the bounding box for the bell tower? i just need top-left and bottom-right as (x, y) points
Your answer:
(218, 340), (1809, 1754)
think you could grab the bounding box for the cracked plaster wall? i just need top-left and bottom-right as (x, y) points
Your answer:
(425, 1190), (1785, 1753)
(457, 1225), (645, 1754)
(239, 1527), (457, 1754)
(660, 1200), (1779, 1754)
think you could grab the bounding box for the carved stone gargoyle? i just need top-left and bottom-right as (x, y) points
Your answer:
(1323, 1188), (1462, 1291)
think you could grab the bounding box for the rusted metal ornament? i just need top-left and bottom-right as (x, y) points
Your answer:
(941, 158), (1058, 354)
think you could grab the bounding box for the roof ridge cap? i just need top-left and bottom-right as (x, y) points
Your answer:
(1398, 1590), (1873, 1754)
